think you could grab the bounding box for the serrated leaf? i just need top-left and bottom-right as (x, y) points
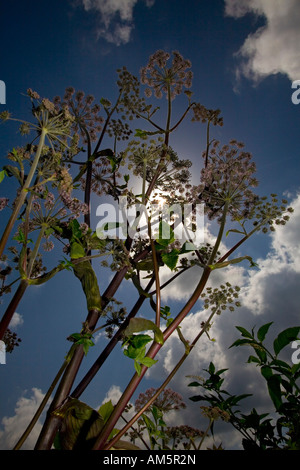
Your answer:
(161, 249), (179, 271)
(229, 339), (255, 348)
(235, 326), (253, 339)
(257, 322), (273, 342)
(273, 327), (300, 356)
(134, 360), (142, 375)
(124, 317), (164, 345)
(139, 356), (157, 368)
(98, 400), (114, 424)
(53, 399), (104, 450)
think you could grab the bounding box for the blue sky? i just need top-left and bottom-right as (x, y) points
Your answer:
(0, 0), (300, 450)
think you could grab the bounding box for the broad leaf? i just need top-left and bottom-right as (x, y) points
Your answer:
(161, 249), (180, 270)
(257, 322), (273, 342)
(124, 317), (164, 345)
(98, 400), (114, 424)
(273, 326), (300, 356)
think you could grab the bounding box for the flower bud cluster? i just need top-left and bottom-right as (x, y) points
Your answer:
(54, 87), (104, 143)
(199, 140), (258, 221)
(140, 50), (193, 100)
(135, 387), (186, 413)
(201, 283), (241, 315)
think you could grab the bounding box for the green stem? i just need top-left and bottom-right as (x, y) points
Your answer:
(208, 201), (229, 265)
(198, 418), (213, 450)
(0, 127), (47, 259)
(27, 226), (46, 278)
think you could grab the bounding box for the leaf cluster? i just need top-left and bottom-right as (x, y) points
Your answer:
(188, 323), (300, 450)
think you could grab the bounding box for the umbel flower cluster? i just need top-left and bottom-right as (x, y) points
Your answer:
(140, 50), (193, 100)
(0, 49), (296, 452)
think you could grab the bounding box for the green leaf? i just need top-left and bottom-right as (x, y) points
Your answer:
(229, 339), (255, 348)
(235, 326), (253, 339)
(53, 399), (104, 450)
(226, 228), (246, 237)
(134, 360), (142, 376)
(273, 327), (300, 356)
(156, 220), (175, 246)
(247, 355), (261, 364)
(70, 219), (82, 240)
(70, 241), (85, 259)
(139, 356), (157, 368)
(135, 128), (163, 138)
(98, 400), (114, 424)
(257, 322), (273, 342)
(266, 375), (282, 411)
(0, 169), (7, 183)
(188, 381), (201, 387)
(261, 365), (273, 380)
(124, 317), (164, 345)
(161, 249), (180, 271)
(209, 256), (258, 270)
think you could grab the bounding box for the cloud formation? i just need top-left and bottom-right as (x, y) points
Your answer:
(0, 388), (46, 450)
(225, 0), (300, 82)
(143, 191), (300, 448)
(80, 0), (155, 45)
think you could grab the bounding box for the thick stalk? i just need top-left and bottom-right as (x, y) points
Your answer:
(71, 276), (155, 399)
(101, 306), (217, 449)
(0, 279), (28, 340)
(13, 357), (69, 450)
(92, 266), (211, 449)
(0, 128), (47, 259)
(34, 308), (100, 449)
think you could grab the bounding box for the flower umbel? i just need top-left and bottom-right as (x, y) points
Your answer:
(140, 50), (193, 100)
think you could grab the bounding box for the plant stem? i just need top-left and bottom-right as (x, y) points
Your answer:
(70, 276), (155, 399)
(13, 357), (70, 450)
(0, 127), (47, 259)
(34, 308), (100, 449)
(0, 279), (28, 340)
(92, 265), (211, 449)
(101, 307), (217, 449)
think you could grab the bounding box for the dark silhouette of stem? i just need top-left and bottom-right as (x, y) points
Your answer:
(71, 276), (155, 399)
(92, 266), (211, 449)
(0, 280), (28, 340)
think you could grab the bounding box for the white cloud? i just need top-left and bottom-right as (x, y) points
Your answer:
(241, 192), (300, 314)
(142, 191), (300, 448)
(9, 312), (23, 329)
(80, 0), (155, 45)
(0, 388), (46, 450)
(225, 0), (300, 82)
(101, 384), (123, 405)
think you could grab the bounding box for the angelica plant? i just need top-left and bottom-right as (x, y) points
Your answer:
(0, 50), (294, 452)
